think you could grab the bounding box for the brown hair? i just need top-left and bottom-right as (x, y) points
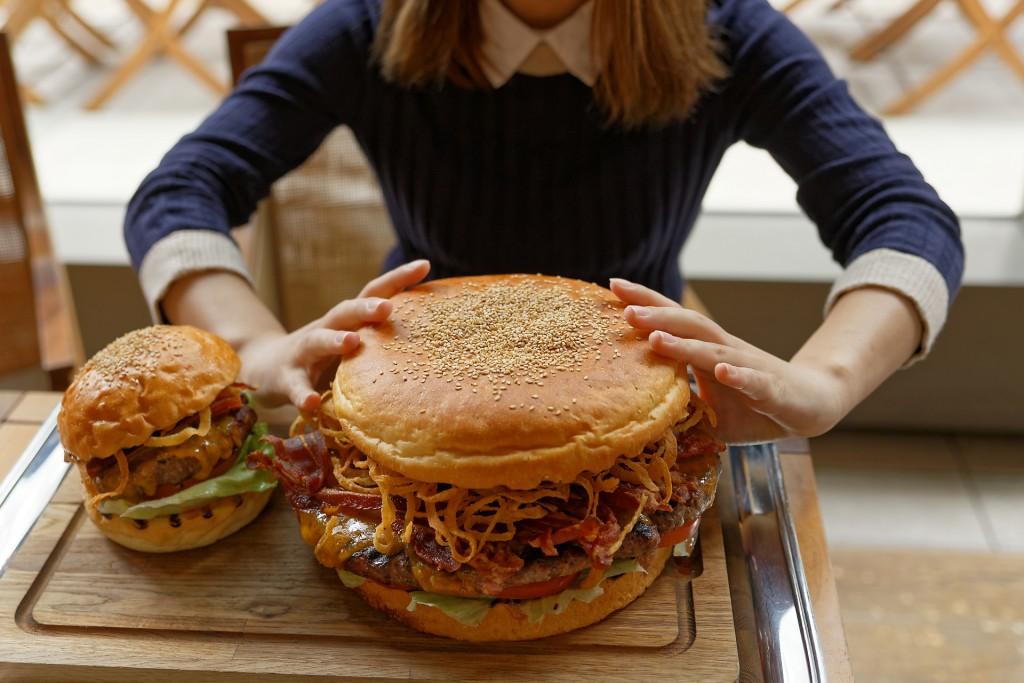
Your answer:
(374, 1), (725, 128)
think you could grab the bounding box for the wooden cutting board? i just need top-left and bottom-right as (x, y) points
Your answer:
(0, 474), (738, 682)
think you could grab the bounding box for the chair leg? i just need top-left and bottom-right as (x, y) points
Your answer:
(21, 84), (45, 106)
(162, 35), (228, 95)
(85, 0), (227, 109)
(885, 0), (1024, 113)
(781, 0), (815, 13)
(84, 0), (178, 110)
(39, 3), (103, 65)
(55, 0), (117, 50)
(175, 0), (210, 40)
(850, 0), (941, 62)
(2, 0), (43, 40)
(957, 0), (1024, 80)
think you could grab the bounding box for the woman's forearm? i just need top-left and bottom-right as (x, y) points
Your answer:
(162, 271), (285, 351)
(790, 285), (922, 417)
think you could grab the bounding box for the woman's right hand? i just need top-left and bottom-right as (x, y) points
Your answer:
(237, 259), (431, 412)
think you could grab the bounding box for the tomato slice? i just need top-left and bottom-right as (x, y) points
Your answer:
(496, 571), (580, 600)
(658, 520), (697, 548)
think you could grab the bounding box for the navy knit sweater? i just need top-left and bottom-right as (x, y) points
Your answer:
(124, 0), (964, 305)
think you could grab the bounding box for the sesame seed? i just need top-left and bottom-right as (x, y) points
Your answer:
(378, 277), (622, 400)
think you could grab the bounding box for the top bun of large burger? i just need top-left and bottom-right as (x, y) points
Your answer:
(332, 274), (691, 489)
(60, 325), (276, 553)
(252, 275), (723, 641)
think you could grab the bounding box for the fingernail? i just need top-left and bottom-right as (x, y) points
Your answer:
(365, 300), (383, 314)
(337, 332), (350, 345)
(406, 259), (428, 270)
(610, 277), (633, 288)
(627, 306), (648, 319)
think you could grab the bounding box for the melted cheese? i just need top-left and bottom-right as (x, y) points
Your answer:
(131, 416), (236, 497)
(408, 556), (481, 597)
(302, 513), (377, 568)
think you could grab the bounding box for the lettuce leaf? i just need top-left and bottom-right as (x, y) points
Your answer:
(519, 585), (605, 625)
(349, 557), (649, 627)
(98, 422), (277, 520)
(605, 557), (644, 579)
(337, 568), (366, 588)
(406, 592), (494, 626)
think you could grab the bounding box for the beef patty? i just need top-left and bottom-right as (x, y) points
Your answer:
(93, 406), (256, 500)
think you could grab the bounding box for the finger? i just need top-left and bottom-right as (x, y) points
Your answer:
(359, 259), (431, 299)
(608, 278), (679, 308)
(624, 305), (728, 344)
(649, 331), (751, 373)
(296, 329), (360, 365)
(283, 367), (320, 413)
(714, 363), (779, 404)
(320, 297), (393, 330)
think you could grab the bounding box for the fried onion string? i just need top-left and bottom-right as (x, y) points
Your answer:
(315, 392), (703, 564)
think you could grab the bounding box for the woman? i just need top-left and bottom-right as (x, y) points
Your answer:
(125, 0), (963, 444)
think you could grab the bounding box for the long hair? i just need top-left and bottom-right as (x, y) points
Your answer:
(374, 1), (725, 128)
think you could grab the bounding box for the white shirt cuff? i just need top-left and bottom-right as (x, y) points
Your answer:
(138, 230), (254, 322)
(824, 248), (949, 366)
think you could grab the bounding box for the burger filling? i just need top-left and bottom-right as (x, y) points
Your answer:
(67, 384), (277, 520)
(249, 393), (722, 617)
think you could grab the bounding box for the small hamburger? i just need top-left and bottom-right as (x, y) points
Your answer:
(60, 325), (276, 553)
(251, 275), (722, 640)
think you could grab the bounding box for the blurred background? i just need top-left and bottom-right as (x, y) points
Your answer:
(0, 0), (1021, 680)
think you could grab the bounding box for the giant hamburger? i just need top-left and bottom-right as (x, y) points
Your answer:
(251, 275), (722, 640)
(59, 325), (277, 553)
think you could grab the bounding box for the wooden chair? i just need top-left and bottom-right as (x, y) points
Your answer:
(86, 0), (271, 110)
(0, 0), (116, 105)
(874, 0), (1024, 115)
(0, 32), (82, 389)
(227, 26), (396, 331)
(785, 0), (1024, 115)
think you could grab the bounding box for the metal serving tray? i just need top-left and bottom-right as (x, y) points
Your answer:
(0, 413), (825, 682)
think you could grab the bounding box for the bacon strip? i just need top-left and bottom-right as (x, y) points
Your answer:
(248, 431), (335, 509)
(678, 427), (724, 459)
(409, 525), (460, 573)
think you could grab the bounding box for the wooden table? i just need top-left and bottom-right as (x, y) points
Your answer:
(0, 390), (852, 681)
(0, 391), (60, 484)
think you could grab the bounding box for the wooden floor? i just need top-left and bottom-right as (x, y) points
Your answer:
(812, 431), (1024, 682)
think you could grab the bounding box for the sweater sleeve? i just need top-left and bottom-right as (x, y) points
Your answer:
(124, 0), (374, 317)
(716, 0), (964, 360)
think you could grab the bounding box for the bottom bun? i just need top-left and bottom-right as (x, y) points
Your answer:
(85, 489), (273, 553)
(353, 544), (673, 641)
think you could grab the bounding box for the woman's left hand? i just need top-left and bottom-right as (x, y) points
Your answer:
(611, 278), (851, 444)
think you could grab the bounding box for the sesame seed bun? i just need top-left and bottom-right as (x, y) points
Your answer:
(351, 545), (672, 642)
(59, 325), (241, 459)
(331, 274), (689, 489)
(84, 488), (272, 553)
